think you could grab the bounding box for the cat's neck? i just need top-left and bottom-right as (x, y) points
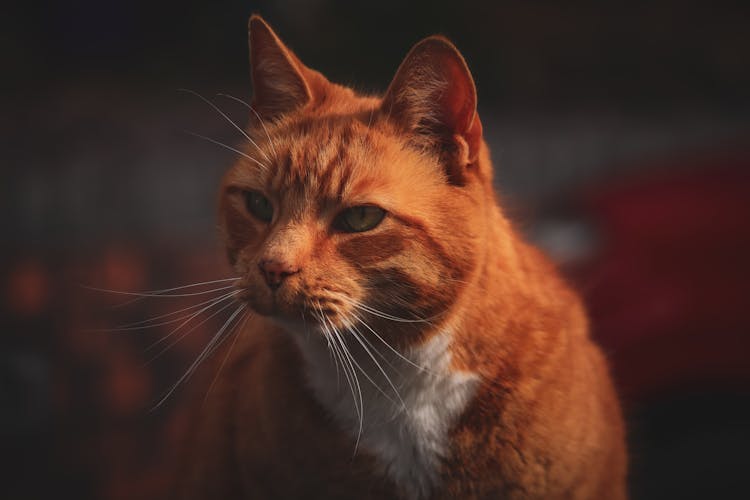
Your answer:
(284, 189), (521, 499)
(283, 150), (555, 498)
(289, 319), (479, 500)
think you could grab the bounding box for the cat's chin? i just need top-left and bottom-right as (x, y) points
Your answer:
(244, 300), (330, 338)
(267, 315), (319, 338)
(258, 309), (360, 344)
(240, 293), (292, 318)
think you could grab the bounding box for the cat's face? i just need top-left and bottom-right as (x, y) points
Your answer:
(220, 17), (489, 348)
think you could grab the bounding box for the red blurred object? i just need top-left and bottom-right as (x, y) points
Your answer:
(5, 258), (51, 317)
(97, 244), (149, 306)
(577, 153), (750, 404)
(103, 350), (152, 416)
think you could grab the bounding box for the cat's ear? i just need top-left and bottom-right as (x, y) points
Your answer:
(248, 15), (322, 119)
(382, 36), (483, 184)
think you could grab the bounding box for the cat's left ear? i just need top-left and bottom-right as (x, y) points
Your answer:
(382, 36), (483, 184)
(248, 15), (329, 119)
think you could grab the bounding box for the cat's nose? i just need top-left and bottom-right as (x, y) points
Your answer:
(258, 259), (300, 290)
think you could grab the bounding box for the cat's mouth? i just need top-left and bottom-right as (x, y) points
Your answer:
(236, 285), (350, 330)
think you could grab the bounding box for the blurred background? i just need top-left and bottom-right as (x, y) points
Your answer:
(2, 1), (749, 498)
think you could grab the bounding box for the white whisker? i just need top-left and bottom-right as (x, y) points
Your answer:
(185, 130), (269, 171)
(351, 312), (434, 374)
(179, 89), (271, 163)
(330, 323), (364, 454)
(145, 290), (240, 356)
(346, 326), (403, 409)
(93, 290), (239, 332)
(313, 304), (339, 386)
(117, 277), (238, 295)
(350, 320), (402, 374)
(321, 311), (354, 406)
(338, 295), (431, 324)
(200, 304), (247, 358)
(104, 276), (239, 309)
(83, 283), (236, 299)
(347, 325), (405, 410)
(145, 299), (238, 365)
(216, 94), (279, 161)
(204, 310), (251, 404)
(217, 93), (279, 159)
(111, 289), (240, 330)
(152, 304), (245, 410)
(326, 325), (361, 441)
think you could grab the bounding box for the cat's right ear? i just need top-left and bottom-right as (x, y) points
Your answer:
(248, 15), (317, 119)
(381, 36), (483, 185)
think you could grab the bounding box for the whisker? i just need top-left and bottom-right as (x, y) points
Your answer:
(151, 304), (245, 410)
(346, 326), (403, 409)
(109, 289), (240, 330)
(320, 313), (359, 415)
(349, 321), (402, 375)
(83, 283), (236, 299)
(324, 323), (361, 443)
(184, 130), (269, 171)
(203, 310), (251, 404)
(338, 296), (431, 324)
(314, 304), (339, 387)
(145, 290), (240, 356)
(325, 328), (347, 394)
(103, 277), (239, 309)
(216, 93), (279, 159)
(330, 323), (364, 454)
(179, 89), (271, 163)
(351, 313), (434, 374)
(145, 299), (238, 366)
(348, 325), (406, 408)
(321, 311), (354, 405)
(116, 277), (238, 295)
(91, 289), (239, 332)
(200, 309), (248, 363)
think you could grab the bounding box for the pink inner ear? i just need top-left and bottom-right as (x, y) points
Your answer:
(439, 56), (482, 160)
(441, 57), (476, 133)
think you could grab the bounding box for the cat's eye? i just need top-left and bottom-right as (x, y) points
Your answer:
(243, 190), (273, 222)
(334, 206), (386, 233)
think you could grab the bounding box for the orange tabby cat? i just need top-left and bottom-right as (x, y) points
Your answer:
(177, 15), (627, 499)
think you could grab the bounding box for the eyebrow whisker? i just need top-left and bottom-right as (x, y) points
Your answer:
(179, 88), (272, 163)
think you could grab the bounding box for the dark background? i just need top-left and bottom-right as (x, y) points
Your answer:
(2, 1), (749, 498)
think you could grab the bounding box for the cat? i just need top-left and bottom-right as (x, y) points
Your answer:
(176, 14), (627, 500)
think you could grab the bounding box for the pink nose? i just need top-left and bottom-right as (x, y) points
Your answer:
(258, 259), (300, 290)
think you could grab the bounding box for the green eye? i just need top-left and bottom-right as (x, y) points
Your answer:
(243, 190), (273, 222)
(335, 206), (386, 233)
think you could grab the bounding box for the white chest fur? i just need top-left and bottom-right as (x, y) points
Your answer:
(291, 328), (479, 499)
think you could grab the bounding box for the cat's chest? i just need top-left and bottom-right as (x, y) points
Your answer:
(231, 330), (400, 498)
(292, 329), (480, 499)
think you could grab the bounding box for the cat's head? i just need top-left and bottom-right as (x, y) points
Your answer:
(220, 16), (494, 348)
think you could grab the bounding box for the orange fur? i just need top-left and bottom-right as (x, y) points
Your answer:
(177, 15), (626, 499)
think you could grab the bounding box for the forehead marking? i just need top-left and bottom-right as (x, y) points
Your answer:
(268, 121), (376, 206)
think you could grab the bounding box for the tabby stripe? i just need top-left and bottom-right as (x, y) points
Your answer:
(337, 230), (406, 266)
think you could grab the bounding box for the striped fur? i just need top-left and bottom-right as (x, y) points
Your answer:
(178, 15), (627, 500)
